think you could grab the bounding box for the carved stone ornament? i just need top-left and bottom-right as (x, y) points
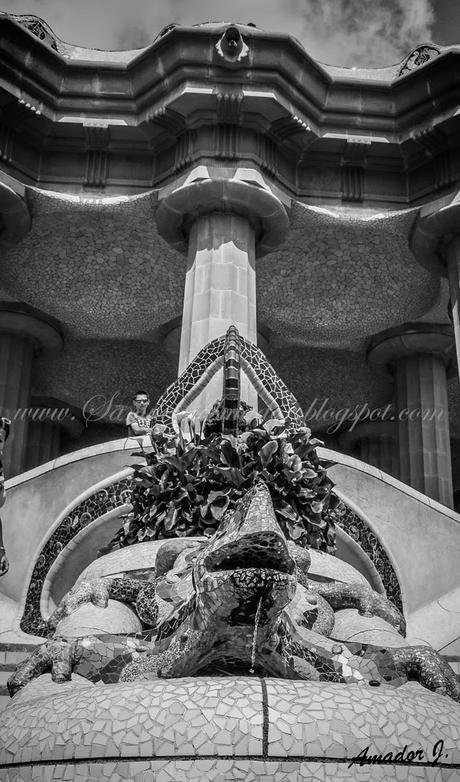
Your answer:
(398, 43), (440, 77)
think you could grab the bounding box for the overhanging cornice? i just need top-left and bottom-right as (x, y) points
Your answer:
(0, 16), (459, 204)
(0, 17), (459, 135)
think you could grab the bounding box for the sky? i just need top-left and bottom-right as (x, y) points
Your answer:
(0, 0), (458, 67)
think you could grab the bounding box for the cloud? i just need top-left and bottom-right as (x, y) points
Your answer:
(289, 0), (435, 66)
(0, 0), (435, 65)
(114, 24), (152, 50)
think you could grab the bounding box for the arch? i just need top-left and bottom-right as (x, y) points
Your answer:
(19, 475), (132, 636)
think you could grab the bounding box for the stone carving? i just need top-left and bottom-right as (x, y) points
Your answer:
(398, 44), (440, 77)
(18, 327), (403, 636)
(0, 416), (10, 577)
(18, 479), (403, 637)
(8, 483), (460, 702)
(215, 26), (249, 62)
(10, 14), (59, 51)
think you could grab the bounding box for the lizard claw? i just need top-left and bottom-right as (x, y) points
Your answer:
(48, 579), (111, 630)
(7, 638), (80, 696)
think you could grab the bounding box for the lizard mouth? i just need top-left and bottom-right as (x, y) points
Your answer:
(204, 531), (295, 575)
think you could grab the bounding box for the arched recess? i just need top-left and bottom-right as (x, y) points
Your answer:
(20, 473), (133, 636)
(41, 504), (132, 619)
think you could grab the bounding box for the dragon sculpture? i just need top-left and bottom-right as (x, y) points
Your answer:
(6, 328), (460, 702)
(7, 482), (460, 701)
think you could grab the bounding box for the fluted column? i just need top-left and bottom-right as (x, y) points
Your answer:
(0, 305), (62, 477)
(180, 213), (256, 372)
(446, 236), (460, 381)
(0, 333), (34, 477)
(339, 421), (398, 478)
(25, 417), (61, 470)
(368, 323), (454, 507)
(395, 354), (452, 503)
(410, 196), (460, 387)
(156, 171), (289, 412)
(24, 398), (84, 471)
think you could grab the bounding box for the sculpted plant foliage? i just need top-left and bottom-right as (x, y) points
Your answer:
(114, 416), (338, 553)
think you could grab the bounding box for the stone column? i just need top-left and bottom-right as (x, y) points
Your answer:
(368, 323), (454, 507)
(446, 236), (460, 382)
(25, 415), (61, 470)
(24, 398), (84, 472)
(179, 212), (256, 373)
(156, 171), (289, 412)
(0, 333), (33, 478)
(0, 305), (62, 477)
(410, 198), (460, 388)
(339, 421), (398, 478)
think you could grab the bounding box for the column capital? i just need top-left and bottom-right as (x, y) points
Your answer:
(367, 322), (455, 375)
(0, 302), (63, 355)
(410, 190), (460, 276)
(156, 169), (289, 257)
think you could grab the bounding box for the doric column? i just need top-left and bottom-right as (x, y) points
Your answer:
(25, 397), (83, 471)
(410, 195), (460, 387)
(156, 171), (289, 411)
(0, 305), (62, 477)
(339, 421), (398, 478)
(180, 213), (256, 373)
(446, 236), (460, 380)
(368, 323), (454, 507)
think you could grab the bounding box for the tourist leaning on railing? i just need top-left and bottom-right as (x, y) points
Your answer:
(126, 390), (153, 437)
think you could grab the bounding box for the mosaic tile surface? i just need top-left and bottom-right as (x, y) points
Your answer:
(1, 194), (438, 350)
(153, 331), (304, 432)
(20, 478), (132, 636)
(257, 204), (438, 349)
(1, 191), (185, 340)
(332, 502), (403, 613)
(1, 677), (459, 780)
(2, 760), (460, 782)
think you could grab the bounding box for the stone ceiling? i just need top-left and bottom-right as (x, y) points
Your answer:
(6, 186), (453, 442)
(0, 189), (443, 351)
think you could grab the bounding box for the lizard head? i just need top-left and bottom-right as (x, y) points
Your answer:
(191, 482), (297, 629)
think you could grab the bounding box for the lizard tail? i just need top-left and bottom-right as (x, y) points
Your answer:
(222, 325), (241, 434)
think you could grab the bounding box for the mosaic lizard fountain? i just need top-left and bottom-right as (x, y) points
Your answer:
(2, 327), (460, 780)
(6, 481), (460, 699)
(6, 328), (460, 699)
